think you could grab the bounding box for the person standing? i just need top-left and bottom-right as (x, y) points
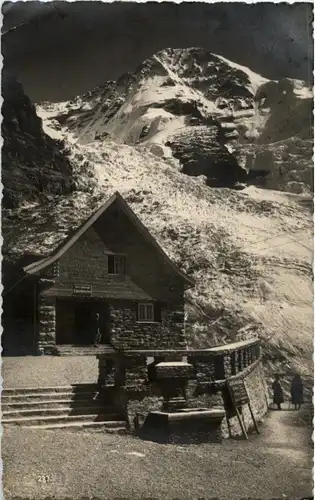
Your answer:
(290, 374), (304, 410)
(272, 374), (284, 410)
(94, 313), (102, 347)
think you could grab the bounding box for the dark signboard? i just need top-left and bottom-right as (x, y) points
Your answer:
(227, 378), (249, 407)
(226, 377), (260, 439)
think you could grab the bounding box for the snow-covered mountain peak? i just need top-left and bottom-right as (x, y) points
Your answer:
(37, 47), (313, 192)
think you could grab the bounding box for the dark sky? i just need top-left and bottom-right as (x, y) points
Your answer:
(2, 1), (314, 102)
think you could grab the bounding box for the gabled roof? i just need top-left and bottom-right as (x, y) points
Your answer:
(23, 191), (195, 287)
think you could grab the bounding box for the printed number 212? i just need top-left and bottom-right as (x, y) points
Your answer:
(37, 475), (51, 483)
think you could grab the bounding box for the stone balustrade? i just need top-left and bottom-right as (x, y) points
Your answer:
(97, 338), (261, 391)
(205, 338), (261, 380)
(96, 338), (264, 437)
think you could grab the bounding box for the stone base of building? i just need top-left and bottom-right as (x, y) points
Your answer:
(139, 408), (225, 444)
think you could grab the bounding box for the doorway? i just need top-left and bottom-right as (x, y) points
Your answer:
(56, 299), (111, 345)
(73, 302), (95, 344)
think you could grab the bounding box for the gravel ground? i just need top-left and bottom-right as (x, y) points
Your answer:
(2, 404), (313, 500)
(1, 356), (99, 387)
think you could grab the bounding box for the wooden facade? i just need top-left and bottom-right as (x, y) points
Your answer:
(7, 192), (194, 355)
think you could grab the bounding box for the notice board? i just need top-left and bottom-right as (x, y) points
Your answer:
(227, 378), (249, 407)
(226, 377), (260, 439)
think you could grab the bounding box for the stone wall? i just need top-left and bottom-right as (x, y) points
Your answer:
(109, 300), (186, 350)
(186, 379), (221, 409)
(35, 294), (186, 353)
(2, 276), (35, 355)
(126, 391), (164, 429)
(187, 355), (218, 384)
(124, 355), (148, 388)
(37, 292), (56, 355)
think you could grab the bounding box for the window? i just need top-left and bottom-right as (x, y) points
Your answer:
(137, 303), (154, 322)
(52, 261), (60, 277)
(108, 255), (126, 275)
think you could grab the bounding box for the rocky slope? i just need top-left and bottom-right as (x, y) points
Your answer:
(38, 48), (313, 192)
(1, 72), (76, 209)
(3, 142), (313, 377)
(2, 50), (313, 382)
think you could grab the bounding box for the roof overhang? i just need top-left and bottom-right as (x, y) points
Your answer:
(23, 191), (195, 288)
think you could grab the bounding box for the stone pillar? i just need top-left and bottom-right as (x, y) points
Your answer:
(244, 347), (249, 367)
(171, 307), (187, 349)
(191, 356), (215, 386)
(242, 348), (247, 369)
(235, 350), (240, 375)
(98, 357), (116, 387)
(37, 293), (56, 355)
(223, 353), (232, 378)
(254, 344), (258, 361)
(115, 357), (127, 387)
(257, 343), (261, 359)
(98, 357), (107, 386)
(249, 346), (253, 365)
(247, 346), (251, 365)
(230, 351), (236, 376)
(125, 355), (147, 389)
(238, 349), (244, 371)
(237, 349), (242, 372)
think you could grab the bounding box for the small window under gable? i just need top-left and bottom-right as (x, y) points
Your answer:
(108, 255), (126, 275)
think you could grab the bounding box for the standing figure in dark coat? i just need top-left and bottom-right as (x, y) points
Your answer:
(272, 374), (284, 410)
(94, 313), (102, 347)
(290, 374), (304, 410)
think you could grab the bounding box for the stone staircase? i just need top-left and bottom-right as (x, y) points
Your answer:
(2, 384), (127, 432)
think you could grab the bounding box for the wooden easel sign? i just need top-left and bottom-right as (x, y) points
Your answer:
(227, 378), (260, 440)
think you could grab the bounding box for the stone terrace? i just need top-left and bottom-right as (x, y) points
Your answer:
(1, 356), (99, 388)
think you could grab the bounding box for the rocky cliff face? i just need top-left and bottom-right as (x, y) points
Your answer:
(38, 48), (313, 193)
(1, 72), (75, 209)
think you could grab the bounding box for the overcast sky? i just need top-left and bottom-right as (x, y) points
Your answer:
(2, 1), (313, 102)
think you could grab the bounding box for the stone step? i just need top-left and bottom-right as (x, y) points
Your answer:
(26, 421), (127, 432)
(2, 399), (111, 411)
(57, 349), (107, 354)
(2, 392), (101, 403)
(3, 385), (98, 396)
(2, 413), (124, 426)
(2, 406), (117, 419)
(56, 345), (114, 356)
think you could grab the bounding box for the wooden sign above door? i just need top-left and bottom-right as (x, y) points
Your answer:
(72, 285), (92, 297)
